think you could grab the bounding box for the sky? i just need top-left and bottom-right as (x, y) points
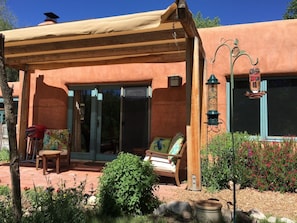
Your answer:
(6, 0), (292, 28)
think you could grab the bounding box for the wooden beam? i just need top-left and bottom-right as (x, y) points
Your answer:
(5, 27), (185, 56)
(17, 70), (30, 159)
(176, 0), (198, 38)
(201, 59), (208, 147)
(186, 38), (193, 125)
(6, 40), (186, 65)
(174, 0), (205, 58)
(187, 36), (201, 191)
(25, 51), (186, 70)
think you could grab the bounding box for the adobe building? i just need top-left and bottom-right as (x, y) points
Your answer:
(199, 19), (297, 140)
(1, 1), (297, 189)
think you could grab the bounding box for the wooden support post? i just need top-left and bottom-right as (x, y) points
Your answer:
(17, 70), (30, 159)
(187, 36), (202, 191)
(201, 59), (209, 147)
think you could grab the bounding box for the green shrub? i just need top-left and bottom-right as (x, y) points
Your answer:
(0, 186), (14, 222)
(202, 132), (297, 193)
(0, 149), (9, 162)
(0, 185), (11, 196)
(201, 132), (254, 191)
(22, 178), (89, 223)
(98, 152), (160, 216)
(239, 139), (297, 192)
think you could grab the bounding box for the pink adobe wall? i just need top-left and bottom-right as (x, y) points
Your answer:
(29, 62), (187, 139)
(4, 19), (296, 143)
(198, 19), (297, 132)
(0, 82), (20, 97)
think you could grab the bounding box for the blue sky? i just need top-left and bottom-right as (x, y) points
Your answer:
(7, 0), (292, 28)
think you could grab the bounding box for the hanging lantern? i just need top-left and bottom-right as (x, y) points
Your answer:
(206, 74), (220, 125)
(249, 67), (261, 93)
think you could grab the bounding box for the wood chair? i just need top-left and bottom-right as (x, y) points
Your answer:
(144, 133), (186, 186)
(36, 129), (71, 174)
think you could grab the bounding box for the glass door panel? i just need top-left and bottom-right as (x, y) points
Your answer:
(96, 87), (121, 156)
(121, 87), (149, 154)
(70, 89), (95, 160)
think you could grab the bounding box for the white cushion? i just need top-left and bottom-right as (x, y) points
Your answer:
(144, 156), (176, 172)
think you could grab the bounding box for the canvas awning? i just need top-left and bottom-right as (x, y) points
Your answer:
(1, 1), (203, 71)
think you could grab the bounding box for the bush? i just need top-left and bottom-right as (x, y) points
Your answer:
(22, 178), (90, 223)
(239, 139), (297, 192)
(0, 186), (14, 222)
(98, 152), (160, 216)
(0, 185), (11, 196)
(201, 132), (252, 191)
(0, 148), (9, 162)
(202, 132), (297, 193)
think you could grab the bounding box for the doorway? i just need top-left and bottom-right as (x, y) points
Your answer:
(68, 85), (150, 161)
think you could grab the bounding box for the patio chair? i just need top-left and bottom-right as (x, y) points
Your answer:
(36, 129), (71, 174)
(144, 133), (186, 186)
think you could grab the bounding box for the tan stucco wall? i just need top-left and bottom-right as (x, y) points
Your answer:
(198, 19), (297, 132)
(29, 62), (187, 139)
(3, 19), (297, 145)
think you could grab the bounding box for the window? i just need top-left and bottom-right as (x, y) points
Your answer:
(230, 76), (297, 138)
(267, 78), (297, 136)
(233, 79), (260, 135)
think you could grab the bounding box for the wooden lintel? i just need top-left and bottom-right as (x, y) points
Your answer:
(5, 28), (185, 56)
(26, 51), (186, 70)
(6, 41), (186, 66)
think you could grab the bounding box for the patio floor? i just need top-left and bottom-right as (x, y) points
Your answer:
(0, 161), (184, 193)
(0, 161), (104, 193)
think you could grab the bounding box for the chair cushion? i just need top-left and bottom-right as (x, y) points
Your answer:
(144, 156), (176, 172)
(168, 133), (184, 163)
(43, 129), (70, 153)
(149, 137), (172, 153)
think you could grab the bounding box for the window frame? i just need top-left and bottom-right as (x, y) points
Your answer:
(227, 76), (297, 142)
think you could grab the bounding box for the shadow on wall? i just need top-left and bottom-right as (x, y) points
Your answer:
(33, 75), (68, 128)
(151, 84), (187, 139)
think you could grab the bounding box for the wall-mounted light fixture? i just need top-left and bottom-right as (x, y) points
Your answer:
(168, 75), (182, 87)
(206, 74), (220, 125)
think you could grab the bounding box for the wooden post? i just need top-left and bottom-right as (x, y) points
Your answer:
(201, 59), (209, 147)
(187, 36), (202, 190)
(17, 69), (31, 159)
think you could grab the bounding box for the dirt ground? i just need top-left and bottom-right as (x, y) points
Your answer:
(1, 164), (296, 221)
(154, 182), (297, 221)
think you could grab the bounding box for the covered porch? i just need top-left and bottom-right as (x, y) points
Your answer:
(1, 0), (207, 190)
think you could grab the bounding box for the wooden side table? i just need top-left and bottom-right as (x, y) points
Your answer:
(39, 150), (62, 175)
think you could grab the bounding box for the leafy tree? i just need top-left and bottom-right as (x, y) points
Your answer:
(0, 0), (16, 30)
(283, 0), (297, 19)
(0, 1), (21, 222)
(0, 0), (18, 81)
(193, 12), (220, 28)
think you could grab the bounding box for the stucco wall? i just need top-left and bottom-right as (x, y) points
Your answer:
(3, 19), (297, 145)
(29, 62), (186, 139)
(198, 19), (297, 132)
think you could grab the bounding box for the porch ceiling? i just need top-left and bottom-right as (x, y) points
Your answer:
(1, 1), (203, 71)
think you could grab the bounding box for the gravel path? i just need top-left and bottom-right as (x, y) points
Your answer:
(154, 183), (297, 221)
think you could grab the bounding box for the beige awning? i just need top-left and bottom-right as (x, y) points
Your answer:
(1, 1), (203, 70)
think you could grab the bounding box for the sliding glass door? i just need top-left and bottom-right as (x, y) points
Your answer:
(68, 85), (150, 161)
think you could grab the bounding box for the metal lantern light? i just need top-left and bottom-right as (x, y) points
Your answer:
(249, 67), (261, 93)
(206, 74), (220, 125)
